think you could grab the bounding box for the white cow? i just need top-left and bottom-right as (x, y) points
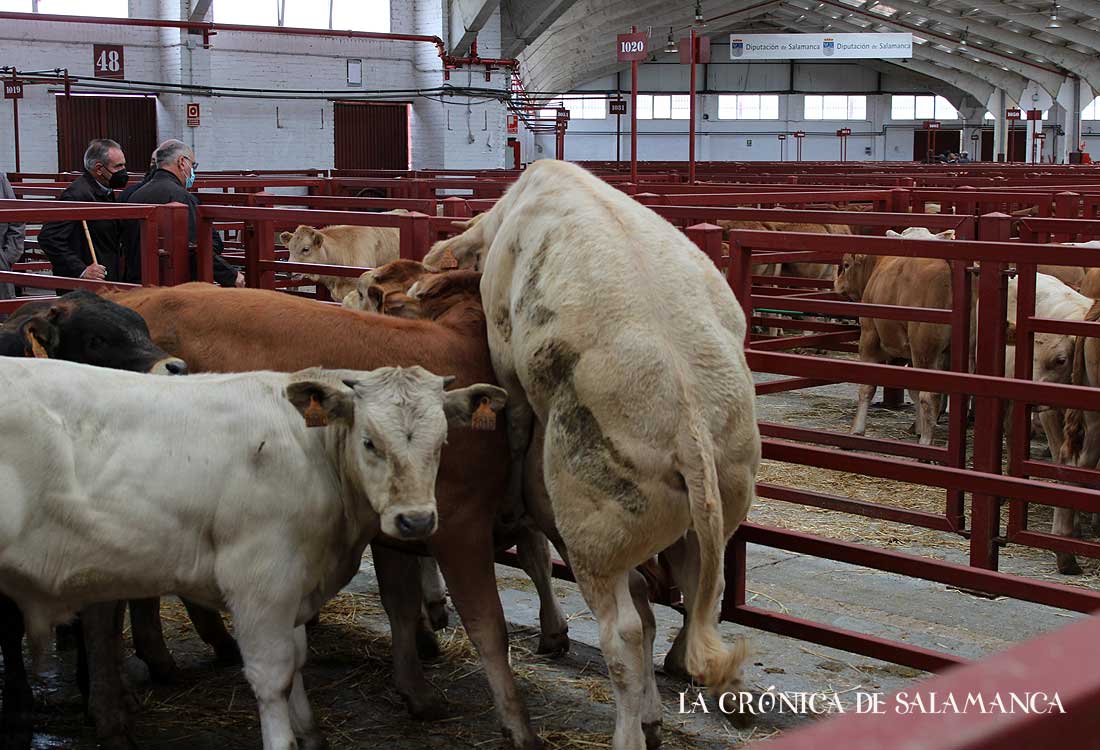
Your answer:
(1006, 273), (1095, 574)
(0, 359), (505, 750)
(424, 160), (760, 750)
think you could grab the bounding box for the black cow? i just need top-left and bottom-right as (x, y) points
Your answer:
(0, 290), (188, 749)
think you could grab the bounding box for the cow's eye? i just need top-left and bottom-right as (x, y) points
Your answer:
(363, 438), (381, 455)
(87, 335), (104, 350)
(1055, 354), (1068, 366)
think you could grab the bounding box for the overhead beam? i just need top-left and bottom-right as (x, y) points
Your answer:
(860, 59), (974, 107)
(449, 0), (501, 56)
(962, 0), (1100, 56)
(501, 0), (581, 58)
(188, 0), (213, 23)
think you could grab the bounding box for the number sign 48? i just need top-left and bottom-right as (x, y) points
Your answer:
(94, 45), (125, 79)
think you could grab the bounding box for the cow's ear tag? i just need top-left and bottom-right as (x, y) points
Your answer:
(304, 396), (328, 428)
(25, 330), (48, 359)
(471, 396), (496, 431)
(440, 247), (459, 270)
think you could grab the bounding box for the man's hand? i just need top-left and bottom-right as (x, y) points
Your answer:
(234, 272), (246, 288)
(80, 263), (107, 281)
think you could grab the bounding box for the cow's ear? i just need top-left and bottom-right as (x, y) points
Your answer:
(886, 229), (901, 237)
(1005, 323), (1017, 346)
(311, 230), (324, 249)
(285, 380), (355, 428)
(21, 316), (58, 358)
(365, 285), (385, 313)
(442, 383), (507, 430)
(935, 230), (956, 240)
(278, 231), (293, 246)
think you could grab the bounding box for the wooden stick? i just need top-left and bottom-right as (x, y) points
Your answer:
(80, 220), (99, 268)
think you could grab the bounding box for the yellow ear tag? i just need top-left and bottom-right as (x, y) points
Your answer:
(25, 330), (49, 359)
(304, 395), (328, 428)
(470, 396), (496, 431)
(440, 247), (459, 270)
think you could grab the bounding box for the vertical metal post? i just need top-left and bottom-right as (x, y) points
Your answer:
(688, 27), (697, 185)
(254, 220), (276, 290)
(630, 25), (638, 185)
(946, 258), (971, 533)
(685, 222), (723, 269)
(10, 74), (20, 173)
(196, 211), (214, 283)
(140, 212), (161, 286)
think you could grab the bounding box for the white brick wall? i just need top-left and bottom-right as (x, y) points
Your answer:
(0, 0), (512, 171)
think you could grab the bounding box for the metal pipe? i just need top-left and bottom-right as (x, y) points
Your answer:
(630, 25), (638, 185)
(688, 28), (697, 185)
(9, 73), (20, 173)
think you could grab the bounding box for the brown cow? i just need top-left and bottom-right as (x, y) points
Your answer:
(718, 219), (849, 281)
(343, 259), (435, 316)
(834, 228), (957, 445)
(111, 283), (545, 749)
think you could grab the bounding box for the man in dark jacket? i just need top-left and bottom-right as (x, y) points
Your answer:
(124, 140), (243, 288)
(38, 138), (128, 283)
(1, 171), (26, 301)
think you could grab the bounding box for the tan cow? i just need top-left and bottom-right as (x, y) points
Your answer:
(834, 227), (956, 445)
(343, 259), (434, 316)
(279, 209), (408, 300)
(719, 219), (849, 281)
(424, 160), (760, 749)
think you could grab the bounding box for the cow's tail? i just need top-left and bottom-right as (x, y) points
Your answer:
(680, 406), (748, 695)
(1061, 301), (1100, 463)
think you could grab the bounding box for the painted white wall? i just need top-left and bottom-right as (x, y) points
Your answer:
(0, 0), (510, 171)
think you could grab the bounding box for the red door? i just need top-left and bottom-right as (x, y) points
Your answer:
(334, 102), (410, 170)
(55, 94), (157, 172)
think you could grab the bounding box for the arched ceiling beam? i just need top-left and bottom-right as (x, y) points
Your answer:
(961, 0), (1100, 55)
(501, 0), (582, 59)
(859, 59), (974, 107)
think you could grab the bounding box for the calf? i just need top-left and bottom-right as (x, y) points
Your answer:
(278, 210), (407, 300)
(834, 228), (956, 445)
(0, 358), (502, 750)
(424, 160), (760, 750)
(0, 291), (187, 746)
(112, 283), (544, 749)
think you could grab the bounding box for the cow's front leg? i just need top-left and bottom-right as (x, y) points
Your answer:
(418, 558), (449, 632)
(81, 601), (134, 750)
(372, 543), (446, 720)
(433, 523), (541, 750)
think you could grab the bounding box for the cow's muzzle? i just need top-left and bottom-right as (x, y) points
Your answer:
(150, 357), (189, 376)
(394, 510), (437, 540)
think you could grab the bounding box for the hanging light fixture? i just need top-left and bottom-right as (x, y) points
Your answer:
(960, 26), (968, 45)
(694, 0), (706, 26)
(1047, 2), (1061, 27)
(665, 27), (678, 53)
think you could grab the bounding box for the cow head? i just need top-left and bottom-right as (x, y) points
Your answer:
(834, 254), (876, 302)
(3, 291), (187, 375)
(279, 225), (328, 265)
(408, 270), (484, 321)
(423, 214), (489, 271)
(1005, 326), (1076, 385)
(885, 227), (956, 240)
(285, 367), (507, 540)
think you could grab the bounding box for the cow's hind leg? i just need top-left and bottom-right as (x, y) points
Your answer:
(575, 570), (647, 750)
(419, 558), (450, 632)
(432, 522), (540, 749)
(514, 525), (569, 656)
(287, 625), (325, 750)
(660, 535), (697, 683)
(1057, 421), (1100, 574)
(81, 602), (134, 750)
(372, 543), (446, 720)
(627, 570), (662, 749)
(0, 595), (34, 735)
(181, 599), (240, 664)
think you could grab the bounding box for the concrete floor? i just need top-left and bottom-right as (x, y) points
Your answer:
(3, 373), (1094, 749)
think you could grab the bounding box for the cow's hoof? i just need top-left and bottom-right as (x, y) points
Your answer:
(406, 696), (450, 722)
(140, 655), (181, 685)
(213, 640), (242, 666)
(300, 733), (329, 750)
(536, 630), (570, 657)
(501, 726), (544, 750)
(643, 721), (663, 749)
(416, 628), (442, 662)
(1057, 554), (1083, 576)
(426, 602), (450, 632)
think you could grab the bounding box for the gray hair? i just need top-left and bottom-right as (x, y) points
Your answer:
(154, 139), (192, 168)
(83, 138), (121, 172)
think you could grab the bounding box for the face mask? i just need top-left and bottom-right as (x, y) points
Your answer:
(107, 167), (128, 189)
(185, 163), (197, 189)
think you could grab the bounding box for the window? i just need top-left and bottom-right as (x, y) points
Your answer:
(717, 94), (780, 120)
(1082, 97), (1100, 120)
(538, 96), (606, 120)
(804, 94), (866, 120)
(634, 95), (691, 120)
(891, 95), (959, 120)
(214, 0), (390, 32)
(2, 0), (127, 16)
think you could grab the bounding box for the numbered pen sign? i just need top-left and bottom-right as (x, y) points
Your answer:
(94, 45), (125, 79)
(609, 100), (627, 115)
(616, 32), (648, 61)
(3, 81), (23, 99)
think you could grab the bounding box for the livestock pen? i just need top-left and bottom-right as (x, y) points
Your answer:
(4, 165), (1100, 749)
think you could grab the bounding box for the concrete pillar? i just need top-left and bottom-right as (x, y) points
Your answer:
(993, 89), (1006, 162)
(1069, 77), (1083, 160)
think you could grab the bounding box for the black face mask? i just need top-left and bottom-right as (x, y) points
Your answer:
(107, 168), (129, 189)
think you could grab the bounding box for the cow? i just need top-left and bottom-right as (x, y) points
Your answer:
(718, 219), (849, 281)
(1061, 298), (1100, 561)
(423, 159), (760, 750)
(111, 283), (546, 749)
(834, 227), (957, 445)
(342, 259), (434, 317)
(1005, 273), (1095, 574)
(0, 291), (188, 746)
(278, 211), (407, 301)
(0, 357), (504, 750)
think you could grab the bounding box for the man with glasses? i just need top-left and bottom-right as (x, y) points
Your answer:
(39, 138), (129, 284)
(124, 139), (243, 287)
